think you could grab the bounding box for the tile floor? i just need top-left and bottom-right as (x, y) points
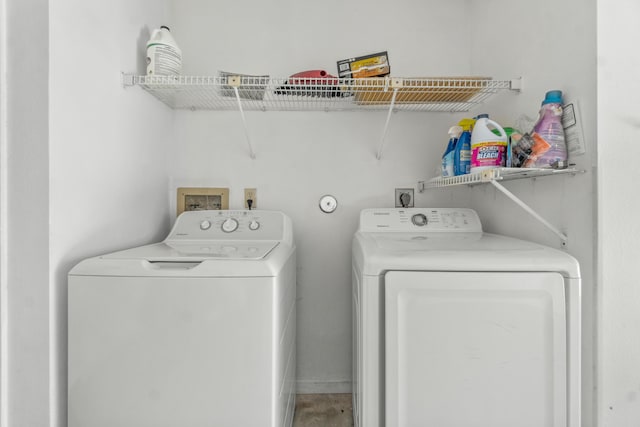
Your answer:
(293, 394), (353, 427)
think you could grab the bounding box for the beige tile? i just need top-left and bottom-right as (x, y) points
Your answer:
(293, 394), (353, 427)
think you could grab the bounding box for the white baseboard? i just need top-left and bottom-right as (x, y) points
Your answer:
(296, 379), (352, 394)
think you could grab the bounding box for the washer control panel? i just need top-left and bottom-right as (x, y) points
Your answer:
(358, 208), (482, 233)
(168, 210), (284, 241)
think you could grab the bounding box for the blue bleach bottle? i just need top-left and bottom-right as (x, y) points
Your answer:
(454, 118), (474, 175)
(442, 125), (462, 177)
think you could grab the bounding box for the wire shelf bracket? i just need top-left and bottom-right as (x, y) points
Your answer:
(375, 78), (402, 159)
(228, 76), (256, 159)
(489, 178), (568, 244)
(419, 167), (584, 245)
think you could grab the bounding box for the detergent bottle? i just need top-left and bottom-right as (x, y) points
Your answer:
(527, 90), (567, 168)
(146, 26), (182, 76)
(503, 127), (518, 167)
(442, 125), (462, 177)
(454, 119), (474, 175)
(470, 118), (508, 174)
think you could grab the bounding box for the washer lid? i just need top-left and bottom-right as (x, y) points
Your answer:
(101, 240), (280, 261)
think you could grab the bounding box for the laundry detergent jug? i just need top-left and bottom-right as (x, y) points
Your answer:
(146, 26), (182, 76)
(470, 118), (508, 174)
(454, 119), (474, 175)
(442, 125), (462, 177)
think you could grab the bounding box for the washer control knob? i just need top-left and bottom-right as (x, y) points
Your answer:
(249, 220), (260, 231)
(411, 213), (428, 227)
(199, 220), (212, 230)
(221, 217), (239, 233)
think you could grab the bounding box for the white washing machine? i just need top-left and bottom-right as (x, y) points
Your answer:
(68, 210), (296, 427)
(352, 208), (581, 427)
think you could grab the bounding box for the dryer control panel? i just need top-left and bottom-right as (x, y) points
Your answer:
(358, 208), (482, 233)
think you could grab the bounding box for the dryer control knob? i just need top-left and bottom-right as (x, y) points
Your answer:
(199, 220), (212, 230)
(411, 213), (428, 227)
(221, 217), (239, 233)
(249, 220), (260, 231)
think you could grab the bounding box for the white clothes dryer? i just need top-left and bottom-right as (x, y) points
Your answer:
(68, 210), (296, 427)
(352, 208), (580, 427)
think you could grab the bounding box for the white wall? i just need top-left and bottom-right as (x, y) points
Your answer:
(5, 0), (50, 425)
(169, 0), (471, 392)
(597, 0), (640, 425)
(465, 1), (598, 425)
(0, 0), (5, 421)
(47, 0), (173, 426)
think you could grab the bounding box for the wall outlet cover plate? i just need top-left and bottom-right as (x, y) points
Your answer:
(395, 188), (414, 208)
(177, 187), (230, 216)
(244, 188), (257, 209)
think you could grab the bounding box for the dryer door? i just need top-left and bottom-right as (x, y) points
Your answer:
(385, 271), (567, 427)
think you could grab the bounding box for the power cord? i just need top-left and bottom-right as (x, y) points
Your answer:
(247, 199), (253, 210)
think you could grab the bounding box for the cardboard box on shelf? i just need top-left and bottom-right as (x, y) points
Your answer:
(353, 76), (492, 105)
(337, 51), (390, 79)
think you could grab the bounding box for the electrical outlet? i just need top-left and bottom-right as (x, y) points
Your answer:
(395, 188), (414, 208)
(244, 188), (257, 209)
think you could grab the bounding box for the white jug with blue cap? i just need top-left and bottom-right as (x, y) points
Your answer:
(146, 26), (182, 76)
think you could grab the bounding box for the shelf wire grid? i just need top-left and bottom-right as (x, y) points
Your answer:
(423, 167), (582, 189)
(126, 75), (513, 112)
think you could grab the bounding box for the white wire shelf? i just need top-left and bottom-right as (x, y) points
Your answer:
(123, 74), (519, 112)
(419, 167), (585, 245)
(420, 167), (582, 190)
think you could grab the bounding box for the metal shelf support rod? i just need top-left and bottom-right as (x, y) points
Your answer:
(233, 86), (256, 159)
(376, 87), (399, 160)
(489, 179), (568, 243)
